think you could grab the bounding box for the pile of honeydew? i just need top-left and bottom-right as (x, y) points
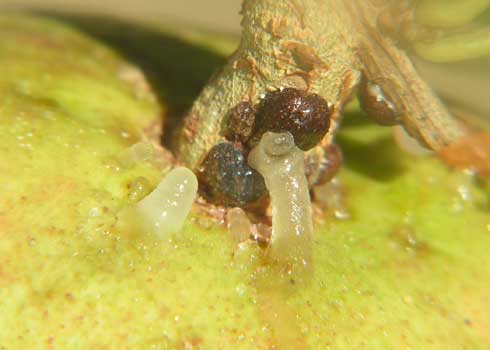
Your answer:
(118, 131), (313, 267)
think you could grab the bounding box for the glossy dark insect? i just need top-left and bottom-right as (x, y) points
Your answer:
(359, 77), (402, 126)
(251, 88), (332, 151)
(198, 142), (267, 207)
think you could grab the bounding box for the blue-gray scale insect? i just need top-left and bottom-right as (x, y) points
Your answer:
(199, 142), (266, 207)
(199, 87), (334, 208)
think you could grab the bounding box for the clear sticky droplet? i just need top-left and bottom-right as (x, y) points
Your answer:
(227, 207), (252, 245)
(118, 142), (155, 168)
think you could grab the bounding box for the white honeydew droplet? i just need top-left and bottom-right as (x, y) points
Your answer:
(135, 167), (198, 238)
(248, 132), (313, 266)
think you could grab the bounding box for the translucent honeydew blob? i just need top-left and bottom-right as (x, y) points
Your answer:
(118, 142), (155, 167)
(248, 132), (313, 267)
(137, 167), (198, 237)
(117, 142), (171, 172)
(119, 167), (198, 238)
(226, 207), (252, 245)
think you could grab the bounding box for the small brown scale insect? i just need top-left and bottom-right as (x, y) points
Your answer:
(358, 77), (402, 126)
(198, 87), (339, 208)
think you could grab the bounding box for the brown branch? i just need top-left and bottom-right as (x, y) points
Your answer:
(174, 0), (465, 171)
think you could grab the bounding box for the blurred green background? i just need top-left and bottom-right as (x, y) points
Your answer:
(0, 0), (242, 33)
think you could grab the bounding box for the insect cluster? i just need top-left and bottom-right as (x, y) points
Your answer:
(198, 88), (335, 209)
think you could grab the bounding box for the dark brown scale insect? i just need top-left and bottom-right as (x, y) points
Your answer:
(199, 142), (267, 207)
(221, 101), (255, 144)
(251, 88), (332, 151)
(359, 77), (402, 126)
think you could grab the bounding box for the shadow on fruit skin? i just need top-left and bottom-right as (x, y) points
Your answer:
(337, 133), (408, 182)
(34, 12), (229, 149)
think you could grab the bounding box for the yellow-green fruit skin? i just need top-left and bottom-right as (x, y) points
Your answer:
(0, 15), (489, 350)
